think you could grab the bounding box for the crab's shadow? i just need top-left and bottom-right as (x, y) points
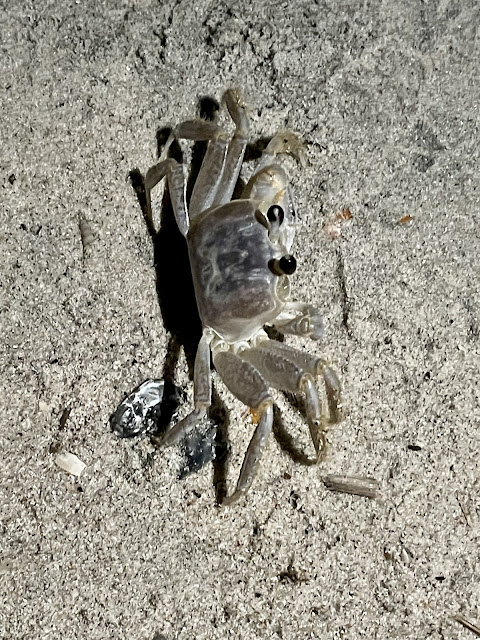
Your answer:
(129, 95), (315, 502)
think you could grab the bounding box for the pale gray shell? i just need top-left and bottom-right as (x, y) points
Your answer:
(187, 200), (287, 342)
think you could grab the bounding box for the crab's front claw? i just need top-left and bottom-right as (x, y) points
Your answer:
(271, 303), (325, 341)
(264, 131), (307, 167)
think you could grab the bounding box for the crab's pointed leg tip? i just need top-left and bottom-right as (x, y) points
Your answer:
(221, 490), (244, 507)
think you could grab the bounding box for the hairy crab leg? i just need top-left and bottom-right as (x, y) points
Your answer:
(152, 330), (212, 447)
(213, 350), (274, 505)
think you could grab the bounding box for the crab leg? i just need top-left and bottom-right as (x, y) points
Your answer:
(172, 89), (249, 216)
(190, 138), (227, 217)
(223, 404), (274, 506)
(145, 158), (189, 237)
(211, 89), (249, 207)
(213, 350), (274, 505)
(303, 377), (327, 459)
(152, 330), (212, 447)
(175, 120), (229, 218)
(240, 346), (326, 459)
(271, 302), (324, 341)
(254, 340), (343, 424)
(254, 130), (307, 174)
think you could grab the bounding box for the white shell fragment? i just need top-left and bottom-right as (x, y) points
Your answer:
(55, 452), (87, 477)
(323, 474), (379, 499)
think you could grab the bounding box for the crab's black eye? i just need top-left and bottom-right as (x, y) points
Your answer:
(268, 254), (297, 276)
(266, 205), (284, 225)
(279, 254), (296, 275)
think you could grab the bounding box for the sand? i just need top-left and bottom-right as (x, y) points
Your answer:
(1, 1), (479, 638)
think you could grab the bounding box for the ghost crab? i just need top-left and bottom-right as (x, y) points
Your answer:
(145, 89), (342, 505)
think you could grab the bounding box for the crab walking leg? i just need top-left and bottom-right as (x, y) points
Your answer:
(223, 405), (274, 506)
(240, 347), (326, 459)
(152, 330), (213, 448)
(211, 89), (249, 207)
(322, 367), (343, 424)
(191, 329), (213, 407)
(172, 120), (229, 218)
(255, 341), (343, 424)
(145, 158), (189, 237)
(303, 378), (327, 460)
(271, 302), (325, 341)
(213, 350), (274, 504)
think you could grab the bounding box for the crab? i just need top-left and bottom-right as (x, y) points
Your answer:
(144, 89), (342, 505)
